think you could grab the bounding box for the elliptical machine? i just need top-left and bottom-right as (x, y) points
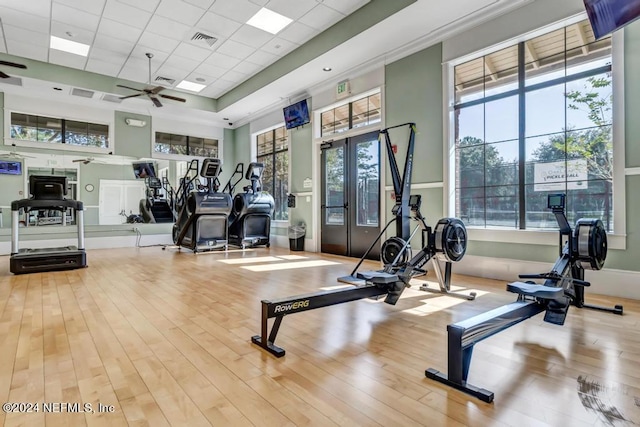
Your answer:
(172, 158), (233, 252)
(426, 193), (622, 402)
(227, 162), (275, 248)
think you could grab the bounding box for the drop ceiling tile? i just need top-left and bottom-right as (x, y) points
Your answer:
(233, 61), (261, 75)
(299, 4), (344, 30)
(5, 39), (48, 61)
(209, 0), (261, 23)
(98, 18), (144, 43)
(184, 0), (215, 9)
(0, 6), (50, 35)
(173, 42), (212, 62)
(103, 1), (153, 30)
(115, 0), (161, 13)
(54, 0), (105, 15)
(3, 24), (49, 47)
(220, 69), (246, 83)
(267, 0), (317, 20)
(155, 64), (190, 81)
(129, 46), (169, 67)
(156, 0), (206, 26)
(277, 22), (318, 44)
(195, 62), (228, 78)
(92, 33), (136, 54)
(88, 47), (129, 65)
(260, 37), (297, 56)
(138, 32), (182, 55)
(196, 12), (243, 38)
(51, 3), (100, 32)
(118, 66), (149, 84)
(216, 40), (255, 60)
(244, 49), (278, 66)
(248, 0), (269, 6)
(0, 40), (6, 54)
(49, 49), (89, 70)
(162, 54), (201, 72)
(146, 15), (192, 41)
(184, 71), (215, 86)
(229, 25), (273, 49)
(201, 78), (235, 96)
(51, 22), (96, 46)
(1, 0), (51, 18)
(85, 57), (124, 77)
(321, 0), (370, 15)
(203, 52), (241, 69)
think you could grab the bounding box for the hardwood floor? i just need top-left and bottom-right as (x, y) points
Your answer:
(1, 246), (639, 426)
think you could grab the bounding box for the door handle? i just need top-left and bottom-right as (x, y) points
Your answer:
(321, 204), (348, 209)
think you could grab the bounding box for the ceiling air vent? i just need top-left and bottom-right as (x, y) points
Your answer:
(102, 94), (122, 103)
(190, 31), (218, 47)
(155, 76), (176, 85)
(71, 88), (94, 98)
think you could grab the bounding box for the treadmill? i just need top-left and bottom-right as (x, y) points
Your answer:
(10, 175), (87, 274)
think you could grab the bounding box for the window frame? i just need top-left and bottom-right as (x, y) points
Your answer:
(314, 88), (382, 139)
(5, 110), (112, 154)
(152, 131), (221, 161)
(444, 16), (626, 250)
(254, 124), (289, 223)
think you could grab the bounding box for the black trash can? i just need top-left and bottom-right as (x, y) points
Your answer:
(288, 223), (306, 251)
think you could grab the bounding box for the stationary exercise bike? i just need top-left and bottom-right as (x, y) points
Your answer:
(426, 193), (623, 402)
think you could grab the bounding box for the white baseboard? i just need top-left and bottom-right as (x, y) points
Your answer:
(455, 254), (640, 300)
(0, 234), (173, 256)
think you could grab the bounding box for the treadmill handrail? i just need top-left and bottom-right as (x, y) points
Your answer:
(12, 198), (84, 211)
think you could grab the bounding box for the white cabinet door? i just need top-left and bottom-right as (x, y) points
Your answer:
(99, 180), (146, 225)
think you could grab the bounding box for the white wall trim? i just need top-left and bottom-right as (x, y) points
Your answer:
(468, 227), (626, 250)
(455, 254), (640, 300)
(0, 234), (173, 255)
(384, 182), (444, 191)
(625, 167), (640, 175)
(293, 192), (313, 197)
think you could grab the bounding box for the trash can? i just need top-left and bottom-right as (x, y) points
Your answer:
(288, 223), (306, 251)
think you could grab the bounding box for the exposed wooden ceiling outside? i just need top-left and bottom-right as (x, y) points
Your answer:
(454, 20), (612, 99)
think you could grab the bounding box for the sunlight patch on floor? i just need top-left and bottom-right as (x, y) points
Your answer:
(277, 255), (309, 260)
(218, 256), (283, 264)
(242, 260), (340, 272)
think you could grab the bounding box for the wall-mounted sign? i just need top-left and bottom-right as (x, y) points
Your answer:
(336, 80), (350, 99)
(303, 177), (312, 188)
(534, 159), (588, 191)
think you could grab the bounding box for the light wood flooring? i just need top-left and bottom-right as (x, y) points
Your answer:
(0, 246), (639, 426)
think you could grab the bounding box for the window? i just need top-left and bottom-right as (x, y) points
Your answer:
(321, 92), (381, 137)
(256, 126), (288, 221)
(10, 113), (109, 148)
(453, 20), (614, 231)
(154, 132), (218, 158)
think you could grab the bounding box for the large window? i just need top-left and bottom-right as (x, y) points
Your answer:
(453, 20), (614, 231)
(321, 92), (381, 137)
(256, 126), (288, 221)
(10, 113), (109, 149)
(155, 132), (218, 157)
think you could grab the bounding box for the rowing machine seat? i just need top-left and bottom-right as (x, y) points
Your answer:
(357, 270), (399, 285)
(507, 281), (564, 299)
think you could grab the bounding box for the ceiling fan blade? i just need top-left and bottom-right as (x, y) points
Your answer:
(0, 71), (10, 79)
(149, 86), (165, 94)
(159, 94), (187, 103)
(119, 93), (145, 100)
(116, 84), (144, 92)
(149, 95), (163, 108)
(0, 60), (27, 69)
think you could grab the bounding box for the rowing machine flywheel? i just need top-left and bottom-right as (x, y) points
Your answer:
(574, 218), (607, 270)
(381, 236), (409, 266)
(434, 218), (467, 262)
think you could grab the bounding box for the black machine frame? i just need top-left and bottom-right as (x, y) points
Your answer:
(425, 193), (622, 402)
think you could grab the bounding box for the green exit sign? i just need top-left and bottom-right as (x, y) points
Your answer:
(336, 80), (350, 99)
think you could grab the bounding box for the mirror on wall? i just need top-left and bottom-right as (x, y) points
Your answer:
(0, 148), (200, 229)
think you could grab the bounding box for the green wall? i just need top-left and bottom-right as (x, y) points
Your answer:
(289, 123), (314, 239)
(114, 111), (152, 158)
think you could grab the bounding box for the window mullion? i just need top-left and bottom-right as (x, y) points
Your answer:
(518, 42), (526, 230)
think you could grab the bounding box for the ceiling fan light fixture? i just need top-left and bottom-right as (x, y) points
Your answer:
(176, 80), (206, 92)
(246, 8), (292, 34)
(50, 35), (90, 57)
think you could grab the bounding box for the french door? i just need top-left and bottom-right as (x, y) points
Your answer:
(320, 131), (381, 259)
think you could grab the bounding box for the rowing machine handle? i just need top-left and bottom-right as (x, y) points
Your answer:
(571, 278), (591, 287)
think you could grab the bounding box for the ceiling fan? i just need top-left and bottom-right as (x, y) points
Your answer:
(0, 59), (27, 79)
(117, 53), (186, 108)
(0, 150), (35, 160)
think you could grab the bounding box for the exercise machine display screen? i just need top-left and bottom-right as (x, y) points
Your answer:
(409, 194), (421, 210)
(547, 193), (565, 210)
